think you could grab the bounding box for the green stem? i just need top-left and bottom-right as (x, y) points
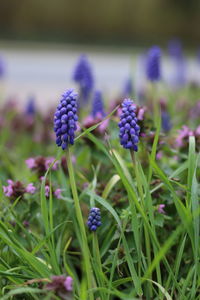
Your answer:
(66, 148), (94, 300)
(92, 233), (106, 300)
(130, 150), (152, 298)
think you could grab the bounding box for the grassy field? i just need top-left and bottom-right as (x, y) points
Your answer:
(0, 50), (199, 300)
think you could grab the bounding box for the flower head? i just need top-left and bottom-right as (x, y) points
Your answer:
(3, 180), (36, 199)
(157, 204), (166, 214)
(118, 99), (140, 151)
(46, 275), (73, 293)
(91, 90), (105, 118)
(146, 46), (161, 81)
(87, 207), (101, 231)
(54, 89), (78, 150)
(25, 183), (36, 194)
(73, 55), (94, 101)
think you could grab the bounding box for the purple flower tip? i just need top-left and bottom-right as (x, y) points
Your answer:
(54, 89), (78, 150)
(118, 99), (140, 151)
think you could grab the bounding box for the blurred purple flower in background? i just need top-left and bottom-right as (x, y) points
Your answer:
(54, 89), (78, 150)
(25, 96), (36, 116)
(0, 55), (6, 78)
(168, 39), (186, 87)
(91, 90), (105, 118)
(146, 46), (161, 81)
(73, 54), (94, 102)
(123, 78), (133, 97)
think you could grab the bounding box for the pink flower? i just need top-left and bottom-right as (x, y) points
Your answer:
(175, 125), (194, 147)
(195, 125), (200, 135)
(25, 158), (36, 169)
(25, 183), (36, 194)
(45, 157), (59, 171)
(54, 188), (62, 199)
(137, 106), (146, 121)
(45, 185), (50, 197)
(157, 204), (166, 214)
(3, 185), (13, 197)
(63, 276), (73, 291)
(156, 151), (163, 160)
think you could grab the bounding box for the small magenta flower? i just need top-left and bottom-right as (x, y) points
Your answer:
(25, 158), (36, 169)
(87, 207), (101, 231)
(146, 46), (161, 81)
(157, 204), (166, 214)
(46, 275), (73, 292)
(45, 185), (50, 197)
(25, 183), (36, 194)
(54, 89), (78, 150)
(91, 90), (105, 118)
(73, 54), (94, 101)
(54, 188), (62, 199)
(118, 99), (140, 151)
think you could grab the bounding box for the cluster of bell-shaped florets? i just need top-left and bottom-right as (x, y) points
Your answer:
(118, 99), (140, 151)
(54, 89), (78, 150)
(87, 207), (102, 231)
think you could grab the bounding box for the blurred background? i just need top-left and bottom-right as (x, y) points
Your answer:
(0, 0), (200, 107)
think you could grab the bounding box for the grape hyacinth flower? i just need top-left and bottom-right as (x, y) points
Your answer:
(91, 90), (105, 118)
(118, 99), (140, 151)
(73, 54), (94, 102)
(146, 46), (161, 81)
(87, 207), (101, 231)
(54, 89), (78, 150)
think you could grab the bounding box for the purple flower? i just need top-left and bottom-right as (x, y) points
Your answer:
(46, 275), (73, 293)
(25, 183), (36, 194)
(54, 188), (62, 199)
(45, 185), (50, 197)
(87, 207), (101, 231)
(91, 90), (105, 118)
(0, 55), (6, 78)
(146, 46), (161, 81)
(73, 54), (94, 101)
(118, 99), (140, 151)
(25, 96), (35, 116)
(25, 158), (36, 169)
(161, 111), (172, 132)
(157, 204), (166, 214)
(54, 89), (78, 150)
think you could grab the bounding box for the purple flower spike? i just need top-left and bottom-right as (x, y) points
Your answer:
(25, 96), (35, 116)
(118, 99), (140, 151)
(123, 78), (133, 97)
(73, 54), (94, 101)
(146, 46), (161, 81)
(91, 90), (105, 118)
(54, 89), (78, 150)
(87, 207), (101, 231)
(0, 55), (6, 78)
